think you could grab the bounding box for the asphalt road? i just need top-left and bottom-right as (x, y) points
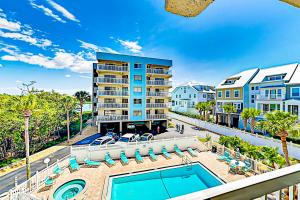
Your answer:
(0, 146), (70, 195)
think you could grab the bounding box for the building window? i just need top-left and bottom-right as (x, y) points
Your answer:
(133, 110), (142, 116)
(176, 95), (178, 98)
(217, 91), (222, 98)
(184, 88), (186, 93)
(255, 86), (259, 90)
(288, 105), (299, 116)
(291, 87), (300, 97)
(134, 63), (142, 69)
(251, 99), (255, 103)
(251, 87), (254, 90)
(134, 75), (142, 81)
(203, 94), (206, 98)
(189, 94), (191, 98)
(134, 87), (142, 93)
(176, 101), (177, 105)
(134, 99), (142, 104)
(194, 94), (196, 98)
(234, 90), (240, 98)
(225, 90), (230, 98)
(179, 95), (181, 98)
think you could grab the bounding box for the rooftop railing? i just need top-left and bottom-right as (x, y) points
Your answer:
(97, 64), (128, 72)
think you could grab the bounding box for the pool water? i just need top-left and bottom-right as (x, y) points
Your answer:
(109, 163), (223, 200)
(53, 179), (86, 200)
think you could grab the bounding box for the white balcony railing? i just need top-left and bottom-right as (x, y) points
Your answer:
(96, 77), (128, 84)
(146, 68), (172, 75)
(146, 114), (167, 119)
(97, 103), (128, 109)
(146, 103), (168, 108)
(147, 80), (172, 86)
(97, 115), (128, 121)
(256, 94), (286, 101)
(97, 64), (128, 72)
(97, 90), (128, 96)
(146, 92), (169, 97)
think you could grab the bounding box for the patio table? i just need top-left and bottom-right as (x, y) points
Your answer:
(230, 160), (245, 168)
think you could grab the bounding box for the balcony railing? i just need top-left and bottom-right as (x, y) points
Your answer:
(256, 94), (286, 101)
(146, 92), (169, 97)
(97, 115), (128, 121)
(96, 77), (128, 84)
(146, 114), (167, 119)
(146, 80), (172, 86)
(97, 64), (128, 72)
(97, 90), (128, 96)
(97, 103), (128, 109)
(146, 103), (168, 108)
(146, 68), (171, 75)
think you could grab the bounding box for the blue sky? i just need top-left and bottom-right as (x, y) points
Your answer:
(1, 0), (300, 94)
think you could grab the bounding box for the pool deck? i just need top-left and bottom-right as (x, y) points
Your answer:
(35, 151), (249, 200)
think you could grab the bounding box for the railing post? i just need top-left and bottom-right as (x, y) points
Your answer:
(275, 190), (280, 200)
(297, 183), (300, 200)
(289, 186), (294, 200)
(36, 171), (39, 190)
(260, 195), (267, 200)
(14, 176), (18, 187)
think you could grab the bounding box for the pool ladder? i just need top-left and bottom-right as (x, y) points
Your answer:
(182, 155), (192, 170)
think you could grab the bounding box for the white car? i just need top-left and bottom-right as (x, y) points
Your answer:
(116, 134), (139, 144)
(90, 136), (115, 146)
(138, 133), (154, 141)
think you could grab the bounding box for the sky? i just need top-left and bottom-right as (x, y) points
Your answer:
(1, 0), (300, 95)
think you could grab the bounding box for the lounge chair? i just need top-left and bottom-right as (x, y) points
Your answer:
(149, 148), (157, 161)
(135, 150), (143, 163)
(242, 159), (252, 172)
(187, 147), (197, 157)
(84, 159), (101, 167)
(105, 152), (116, 167)
(229, 163), (237, 174)
(174, 145), (184, 157)
(162, 147), (171, 159)
(53, 165), (62, 176)
(235, 151), (241, 161)
(69, 157), (80, 172)
(44, 176), (54, 188)
(217, 151), (230, 161)
(120, 151), (129, 165)
(225, 154), (233, 163)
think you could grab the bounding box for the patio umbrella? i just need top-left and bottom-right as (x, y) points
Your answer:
(281, 0), (300, 8)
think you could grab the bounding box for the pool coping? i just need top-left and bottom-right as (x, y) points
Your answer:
(102, 161), (226, 200)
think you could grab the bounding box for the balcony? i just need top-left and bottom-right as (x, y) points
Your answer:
(256, 94), (286, 101)
(146, 68), (172, 76)
(146, 114), (167, 119)
(97, 103), (128, 109)
(96, 77), (128, 84)
(97, 115), (128, 121)
(147, 80), (172, 86)
(97, 90), (128, 96)
(146, 103), (168, 108)
(147, 92), (169, 97)
(97, 64), (128, 72)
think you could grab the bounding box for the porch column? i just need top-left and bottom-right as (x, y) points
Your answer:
(119, 122), (122, 133)
(97, 122), (101, 133)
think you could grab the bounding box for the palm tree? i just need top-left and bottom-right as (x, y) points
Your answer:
(248, 108), (261, 134)
(256, 111), (298, 166)
(241, 108), (250, 131)
(222, 104), (236, 127)
(195, 102), (206, 119)
(61, 95), (76, 143)
(74, 91), (91, 134)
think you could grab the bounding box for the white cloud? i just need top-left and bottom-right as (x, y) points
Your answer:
(118, 39), (142, 54)
(79, 75), (92, 79)
(29, 0), (66, 23)
(0, 63), (3, 67)
(65, 74), (71, 78)
(16, 80), (23, 83)
(47, 0), (80, 23)
(77, 39), (119, 54)
(0, 9), (21, 31)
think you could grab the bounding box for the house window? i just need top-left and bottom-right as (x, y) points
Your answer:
(217, 91), (222, 98)
(203, 94), (206, 98)
(189, 94), (191, 98)
(251, 99), (255, 103)
(176, 95), (178, 98)
(291, 87), (300, 97)
(288, 105), (299, 116)
(134, 87), (142, 93)
(134, 99), (142, 104)
(194, 94), (196, 98)
(255, 86), (259, 90)
(179, 95), (181, 98)
(225, 90), (230, 98)
(133, 110), (142, 116)
(184, 88), (186, 93)
(176, 101), (177, 105)
(134, 75), (142, 81)
(234, 90), (240, 98)
(251, 87), (254, 90)
(134, 63), (142, 69)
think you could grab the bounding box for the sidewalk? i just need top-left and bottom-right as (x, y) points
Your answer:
(0, 125), (97, 177)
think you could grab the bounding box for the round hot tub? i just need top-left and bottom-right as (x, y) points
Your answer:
(53, 179), (86, 200)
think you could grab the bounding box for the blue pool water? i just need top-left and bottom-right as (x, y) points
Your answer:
(53, 179), (86, 200)
(73, 133), (101, 145)
(110, 163), (223, 200)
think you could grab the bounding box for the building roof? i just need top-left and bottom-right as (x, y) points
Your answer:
(287, 64), (300, 84)
(217, 68), (259, 89)
(250, 63), (298, 84)
(173, 81), (215, 93)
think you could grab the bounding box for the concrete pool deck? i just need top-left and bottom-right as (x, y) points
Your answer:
(34, 151), (248, 200)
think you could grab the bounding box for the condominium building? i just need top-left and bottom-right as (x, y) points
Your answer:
(171, 82), (215, 114)
(92, 52), (172, 133)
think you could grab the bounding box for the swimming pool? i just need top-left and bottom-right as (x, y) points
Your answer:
(108, 163), (223, 200)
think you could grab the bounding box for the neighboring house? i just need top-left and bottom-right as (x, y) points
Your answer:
(250, 63), (300, 119)
(171, 82), (215, 114)
(92, 52), (172, 134)
(215, 68), (259, 128)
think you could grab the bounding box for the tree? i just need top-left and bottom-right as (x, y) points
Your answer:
(61, 95), (77, 143)
(74, 91), (91, 134)
(256, 111), (298, 166)
(241, 108), (250, 131)
(195, 102), (206, 119)
(222, 104), (236, 127)
(248, 108), (261, 134)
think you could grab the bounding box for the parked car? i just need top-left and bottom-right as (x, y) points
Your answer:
(138, 133), (154, 141)
(106, 132), (119, 141)
(116, 134), (139, 144)
(90, 136), (115, 146)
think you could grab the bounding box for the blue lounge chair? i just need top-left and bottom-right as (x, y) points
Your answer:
(149, 148), (157, 161)
(187, 147), (197, 157)
(235, 151), (241, 161)
(53, 165), (62, 176)
(242, 159), (252, 172)
(44, 176), (54, 188)
(105, 152), (116, 166)
(174, 145), (184, 157)
(135, 150), (143, 163)
(84, 159), (101, 167)
(225, 154), (233, 163)
(217, 151), (230, 161)
(120, 151), (129, 165)
(229, 163), (237, 174)
(69, 157), (80, 172)
(162, 147), (171, 159)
